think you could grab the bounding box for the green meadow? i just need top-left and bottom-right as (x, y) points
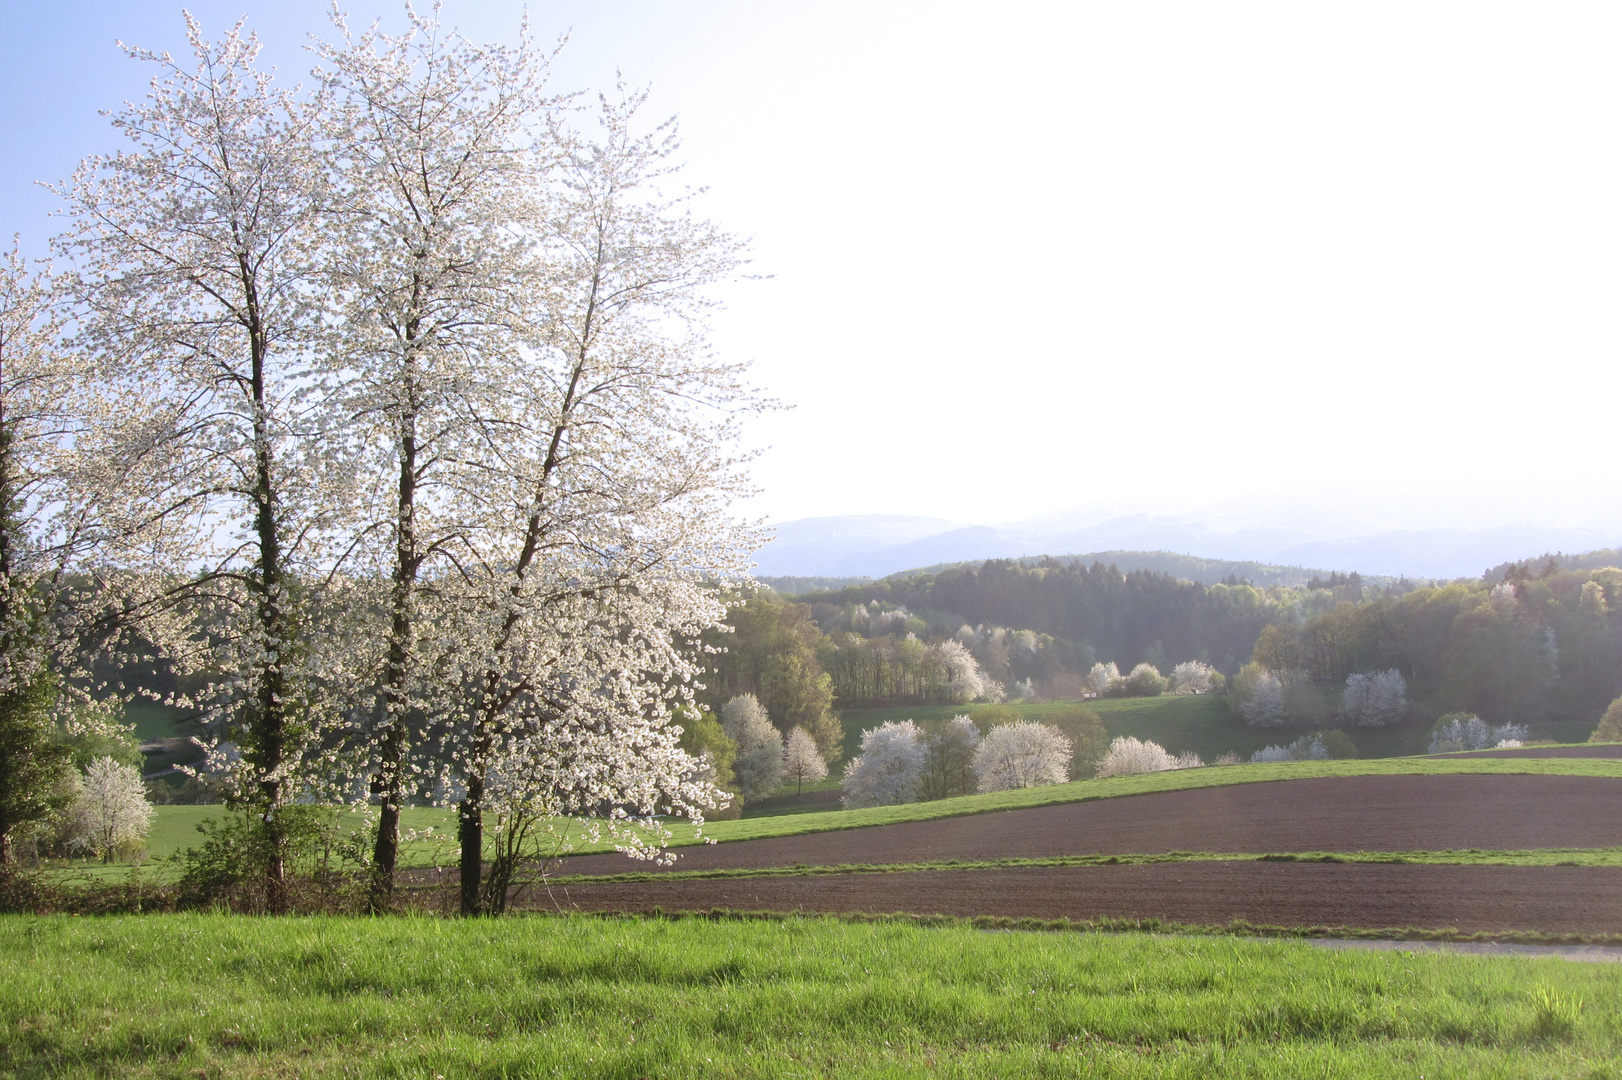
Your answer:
(3, 913), (1617, 1079)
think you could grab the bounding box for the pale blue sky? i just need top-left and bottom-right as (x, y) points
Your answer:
(5, 2), (1620, 532)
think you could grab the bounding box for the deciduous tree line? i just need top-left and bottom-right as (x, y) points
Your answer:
(1252, 565), (1622, 725)
(0, 11), (761, 915)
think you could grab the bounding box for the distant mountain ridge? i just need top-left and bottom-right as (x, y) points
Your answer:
(760, 550), (1366, 594)
(753, 508), (1622, 581)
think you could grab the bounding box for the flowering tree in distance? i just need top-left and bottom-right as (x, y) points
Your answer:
(972, 721), (1071, 792)
(70, 756), (154, 862)
(1087, 662), (1120, 697)
(1095, 736), (1183, 777)
(1171, 660), (1216, 694)
(1251, 734), (1328, 762)
(841, 720), (926, 808)
(933, 639), (999, 703)
(1341, 669), (1407, 727)
(1234, 663), (1287, 728)
(722, 695), (785, 802)
(782, 726), (827, 795)
(1428, 714), (1527, 753)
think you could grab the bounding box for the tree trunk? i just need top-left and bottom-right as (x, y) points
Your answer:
(367, 332), (421, 915)
(368, 786), (401, 914)
(244, 273), (291, 916)
(366, 603), (412, 913)
(458, 779), (484, 916)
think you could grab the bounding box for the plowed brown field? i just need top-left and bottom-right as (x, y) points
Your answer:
(561, 774), (1622, 876)
(537, 862), (1622, 935)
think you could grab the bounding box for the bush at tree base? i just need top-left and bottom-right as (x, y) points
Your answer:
(1591, 694), (1622, 743)
(177, 807), (367, 912)
(1123, 663), (1167, 697)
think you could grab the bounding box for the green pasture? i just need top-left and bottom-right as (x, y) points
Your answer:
(123, 702), (189, 744)
(838, 696), (1599, 765)
(3, 913), (1618, 1078)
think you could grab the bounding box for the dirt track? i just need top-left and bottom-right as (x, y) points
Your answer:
(561, 774), (1622, 876)
(539, 862), (1622, 935)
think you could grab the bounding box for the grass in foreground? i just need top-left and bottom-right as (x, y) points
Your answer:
(3, 913), (1618, 1079)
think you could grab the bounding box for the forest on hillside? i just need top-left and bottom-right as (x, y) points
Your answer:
(703, 554), (1622, 738)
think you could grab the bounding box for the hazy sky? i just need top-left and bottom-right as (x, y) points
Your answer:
(4, 2), (1618, 531)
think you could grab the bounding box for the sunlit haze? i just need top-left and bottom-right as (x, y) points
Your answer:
(6, 2), (1619, 551)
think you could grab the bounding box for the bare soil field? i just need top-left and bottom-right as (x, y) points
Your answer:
(538, 862), (1622, 935)
(562, 774), (1622, 875)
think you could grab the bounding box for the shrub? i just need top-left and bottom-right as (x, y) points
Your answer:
(177, 806), (361, 912)
(972, 721), (1072, 793)
(1123, 663), (1167, 697)
(1591, 695), (1622, 743)
(841, 721), (926, 808)
(1318, 729), (1358, 759)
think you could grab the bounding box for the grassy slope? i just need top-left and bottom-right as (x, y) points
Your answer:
(4, 914), (1617, 1079)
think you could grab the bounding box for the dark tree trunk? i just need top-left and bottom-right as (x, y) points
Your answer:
(367, 325), (422, 915)
(243, 268), (291, 916)
(458, 780), (484, 916)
